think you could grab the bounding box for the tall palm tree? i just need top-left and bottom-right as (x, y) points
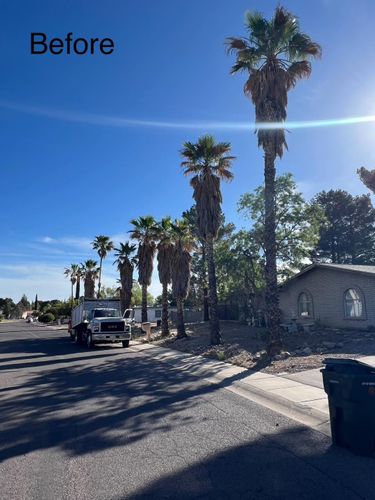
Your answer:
(81, 260), (100, 299)
(227, 6), (321, 355)
(92, 235), (114, 298)
(170, 219), (194, 339)
(129, 216), (158, 322)
(181, 135), (235, 345)
(75, 265), (83, 301)
(113, 242), (137, 313)
(156, 217), (174, 337)
(64, 264), (79, 304)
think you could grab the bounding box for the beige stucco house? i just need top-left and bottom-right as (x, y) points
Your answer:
(279, 263), (375, 329)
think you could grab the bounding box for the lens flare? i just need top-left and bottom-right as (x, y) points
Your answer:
(0, 100), (374, 131)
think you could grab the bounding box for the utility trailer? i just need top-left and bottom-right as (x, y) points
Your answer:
(70, 299), (133, 348)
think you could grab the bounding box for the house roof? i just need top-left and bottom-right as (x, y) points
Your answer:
(281, 263), (375, 288)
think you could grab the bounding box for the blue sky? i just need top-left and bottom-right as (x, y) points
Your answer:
(1, 0), (375, 302)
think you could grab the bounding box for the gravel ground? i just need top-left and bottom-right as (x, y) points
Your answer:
(144, 321), (375, 374)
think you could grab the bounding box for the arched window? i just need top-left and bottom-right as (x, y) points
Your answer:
(298, 292), (313, 318)
(344, 288), (363, 318)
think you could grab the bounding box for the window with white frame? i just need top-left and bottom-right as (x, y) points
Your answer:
(344, 288), (363, 318)
(298, 292), (313, 318)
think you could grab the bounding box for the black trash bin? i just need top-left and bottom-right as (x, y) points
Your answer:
(321, 358), (375, 457)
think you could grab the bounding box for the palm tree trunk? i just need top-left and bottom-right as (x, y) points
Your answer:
(202, 244), (209, 321)
(75, 279), (80, 301)
(71, 282), (74, 305)
(98, 256), (103, 298)
(176, 297), (187, 338)
(161, 282), (169, 336)
(206, 236), (221, 345)
(264, 149), (282, 356)
(141, 283), (148, 323)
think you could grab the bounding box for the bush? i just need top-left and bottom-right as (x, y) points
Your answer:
(38, 313), (55, 323)
(0, 314), (3, 322)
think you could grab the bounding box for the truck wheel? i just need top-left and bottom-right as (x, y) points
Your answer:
(122, 340), (130, 348)
(74, 329), (81, 345)
(87, 332), (94, 349)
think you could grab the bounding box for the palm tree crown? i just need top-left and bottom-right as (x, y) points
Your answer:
(227, 6), (321, 157)
(114, 242), (137, 269)
(156, 216), (174, 285)
(92, 235), (114, 260)
(114, 242), (137, 312)
(129, 216), (158, 286)
(181, 135), (235, 240)
(92, 235), (114, 297)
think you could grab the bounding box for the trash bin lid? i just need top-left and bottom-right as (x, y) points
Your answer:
(323, 357), (375, 374)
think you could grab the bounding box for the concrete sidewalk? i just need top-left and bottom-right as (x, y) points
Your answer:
(281, 355), (375, 390)
(130, 341), (332, 437)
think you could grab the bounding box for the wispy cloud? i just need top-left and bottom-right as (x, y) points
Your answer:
(37, 236), (92, 250)
(2, 100), (375, 131)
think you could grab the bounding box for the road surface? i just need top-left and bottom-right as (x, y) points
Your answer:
(0, 321), (374, 499)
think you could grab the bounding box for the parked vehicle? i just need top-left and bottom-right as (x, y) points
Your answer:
(70, 299), (134, 348)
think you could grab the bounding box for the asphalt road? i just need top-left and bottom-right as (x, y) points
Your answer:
(0, 321), (374, 500)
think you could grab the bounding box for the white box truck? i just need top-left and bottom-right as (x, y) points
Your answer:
(70, 299), (133, 348)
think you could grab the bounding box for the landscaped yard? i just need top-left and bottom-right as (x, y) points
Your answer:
(142, 321), (375, 374)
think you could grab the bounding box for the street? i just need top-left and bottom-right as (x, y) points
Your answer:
(0, 322), (374, 500)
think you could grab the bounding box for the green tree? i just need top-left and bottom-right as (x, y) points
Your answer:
(214, 228), (264, 319)
(238, 173), (324, 279)
(99, 286), (121, 299)
(19, 294), (31, 310)
(312, 190), (375, 264)
(170, 219), (194, 339)
(181, 135), (235, 345)
(130, 282), (154, 307)
(227, 6), (321, 355)
(156, 217), (174, 336)
(92, 236), (114, 298)
(114, 242), (137, 312)
(130, 216), (158, 322)
(0, 298), (15, 319)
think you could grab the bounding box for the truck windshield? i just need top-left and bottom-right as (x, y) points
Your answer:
(93, 309), (119, 318)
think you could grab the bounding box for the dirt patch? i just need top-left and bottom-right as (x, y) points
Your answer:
(139, 321), (375, 374)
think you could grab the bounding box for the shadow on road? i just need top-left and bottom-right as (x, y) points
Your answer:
(1, 332), (374, 500)
(127, 431), (374, 500)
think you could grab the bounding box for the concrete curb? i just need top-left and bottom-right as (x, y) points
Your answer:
(129, 341), (331, 437)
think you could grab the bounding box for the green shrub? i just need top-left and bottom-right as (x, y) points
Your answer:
(0, 314), (3, 322)
(217, 351), (226, 361)
(38, 312), (55, 323)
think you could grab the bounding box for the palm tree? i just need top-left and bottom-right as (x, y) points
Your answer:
(81, 260), (100, 299)
(156, 217), (174, 337)
(170, 219), (194, 339)
(114, 242), (137, 313)
(64, 264), (79, 304)
(75, 265), (84, 300)
(129, 216), (158, 322)
(181, 135), (235, 345)
(227, 6), (321, 355)
(92, 235), (114, 298)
